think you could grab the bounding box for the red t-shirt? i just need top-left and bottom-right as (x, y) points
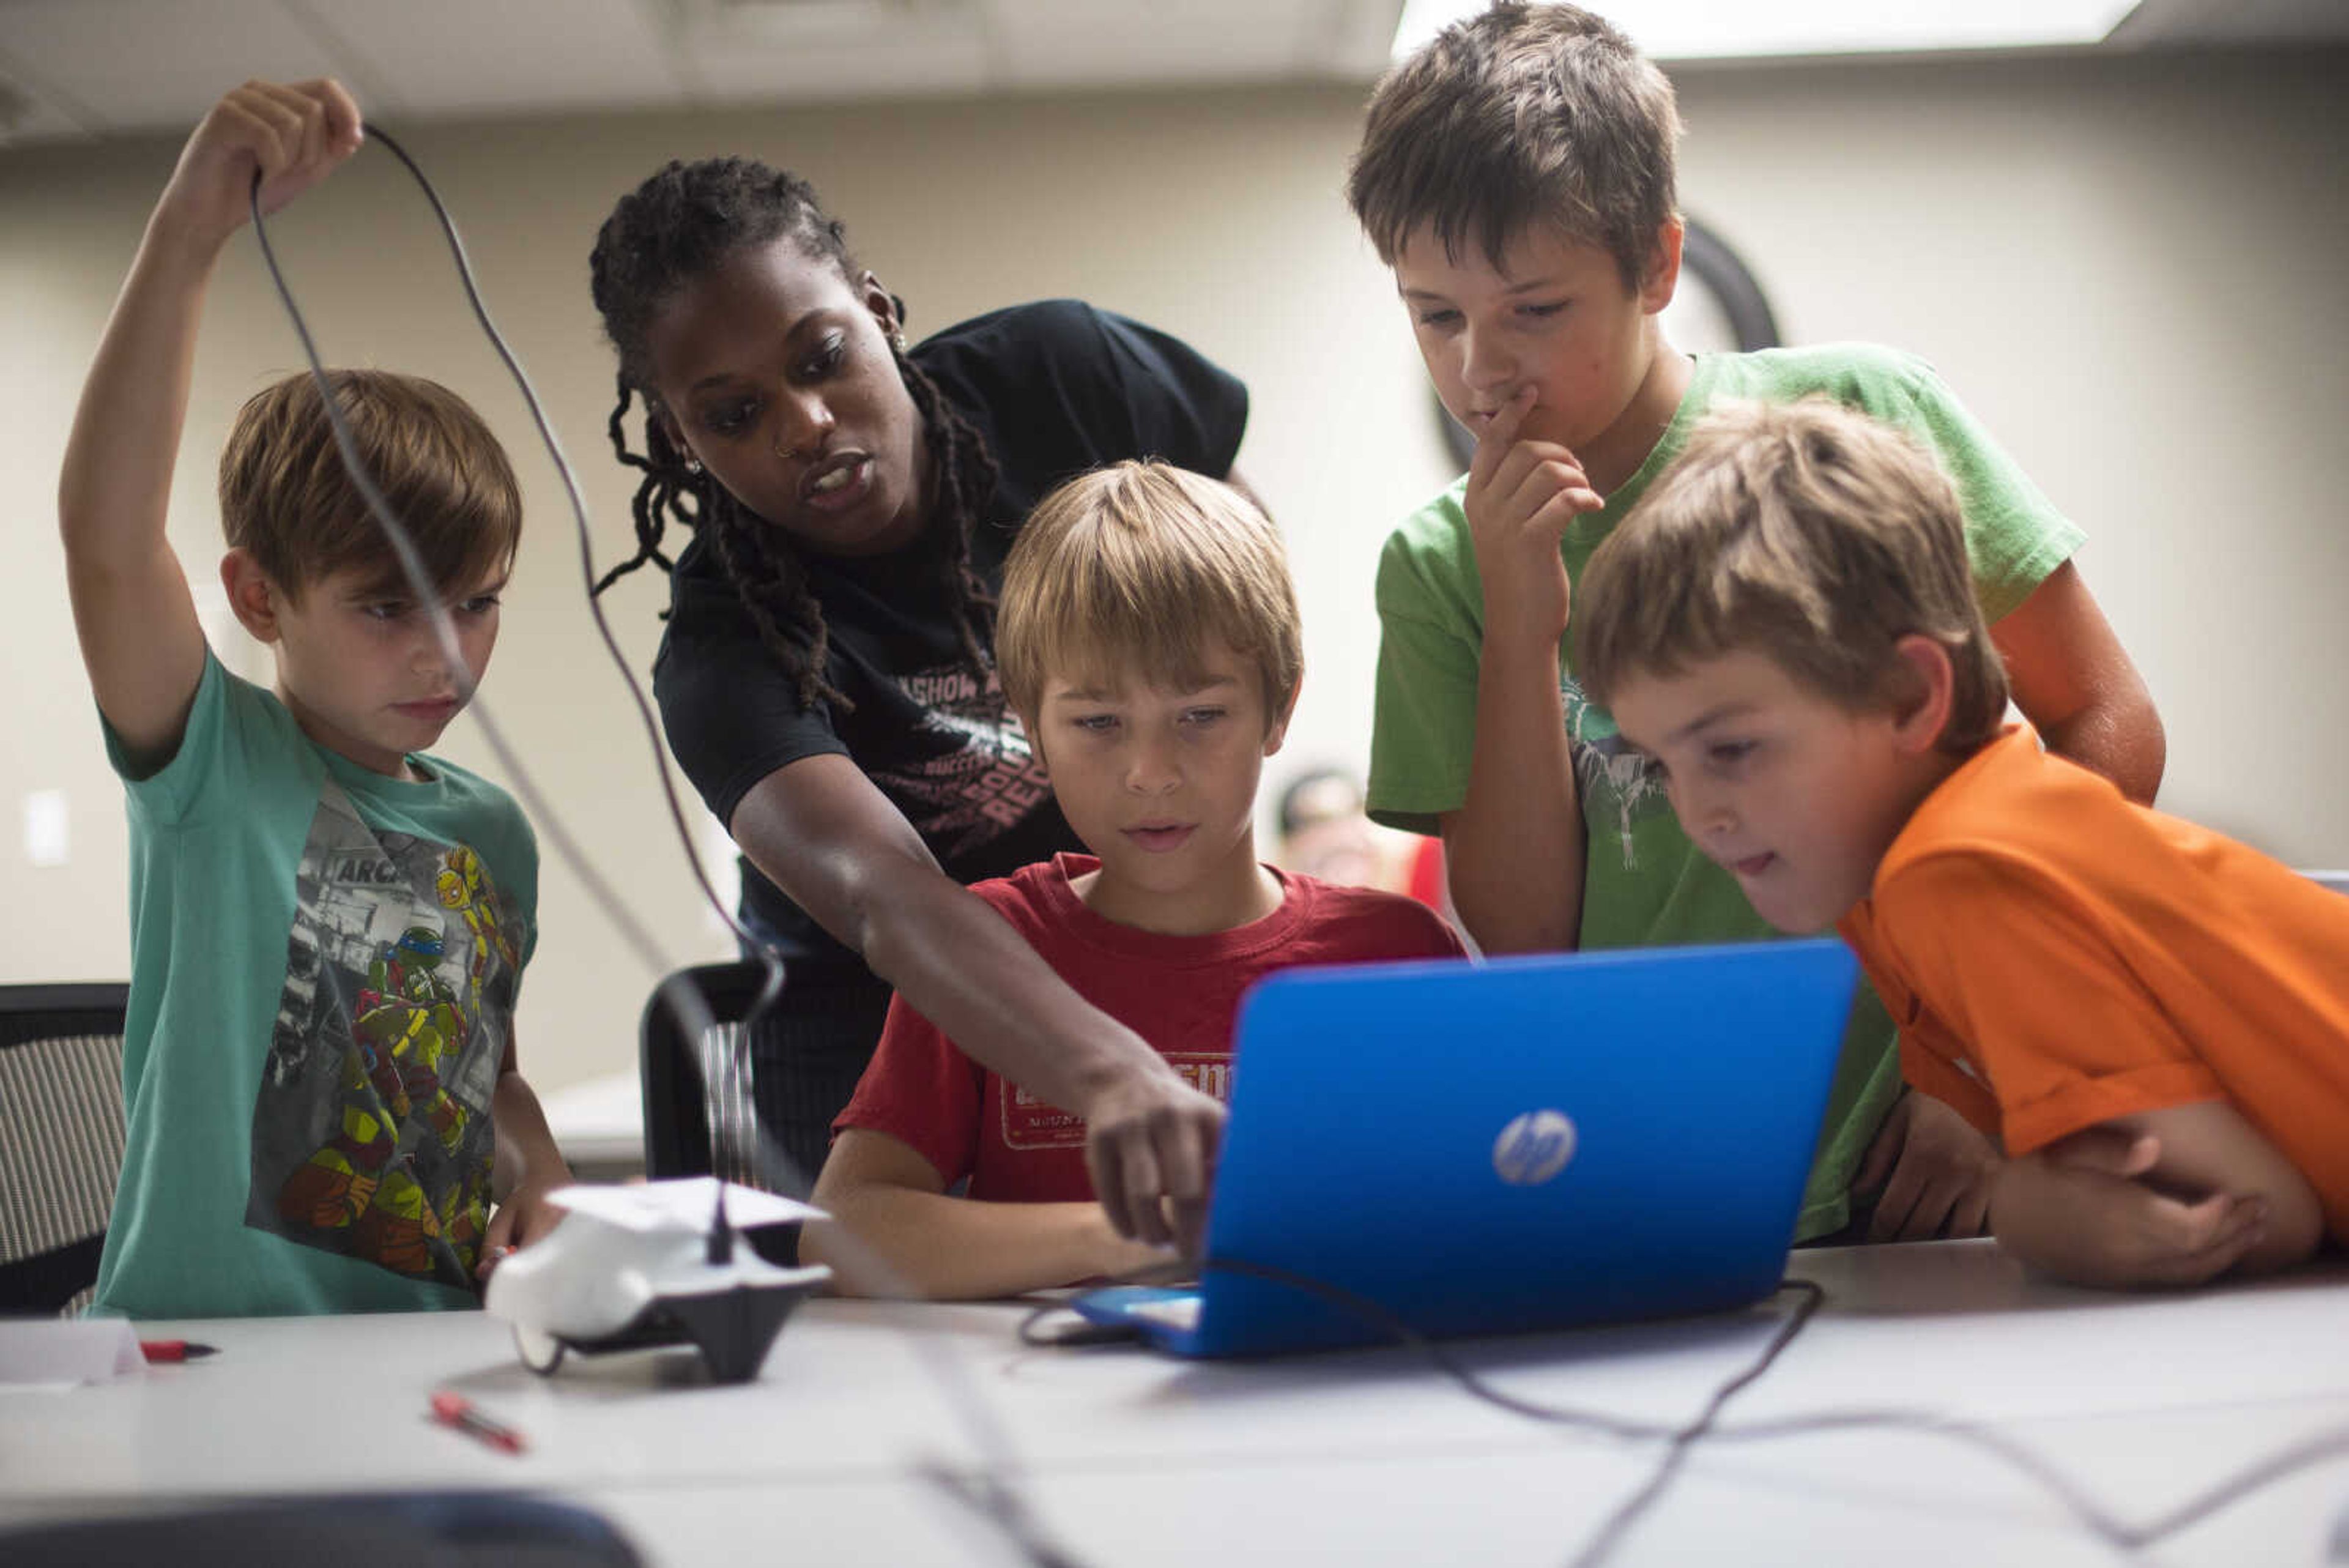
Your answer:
(834, 853), (1467, 1201)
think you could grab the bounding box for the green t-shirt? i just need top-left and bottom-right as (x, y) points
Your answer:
(91, 653), (538, 1318)
(1368, 343), (2084, 1239)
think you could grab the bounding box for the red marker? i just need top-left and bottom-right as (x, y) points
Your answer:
(138, 1340), (219, 1363)
(429, 1390), (527, 1455)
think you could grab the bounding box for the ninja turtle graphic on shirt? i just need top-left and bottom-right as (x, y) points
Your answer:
(248, 781), (516, 1287)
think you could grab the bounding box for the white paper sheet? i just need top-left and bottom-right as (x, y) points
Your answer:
(0, 1317), (146, 1389)
(549, 1176), (826, 1234)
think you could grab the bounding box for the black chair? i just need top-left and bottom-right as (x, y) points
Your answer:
(637, 952), (896, 1202)
(637, 959), (777, 1189)
(0, 982), (131, 1315)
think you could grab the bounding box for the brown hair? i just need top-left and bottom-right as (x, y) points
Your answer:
(998, 461), (1302, 727)
(217, 369), (521, 603)
(1575, 399), (2009, 754)
(1346, 1), (1683, 289)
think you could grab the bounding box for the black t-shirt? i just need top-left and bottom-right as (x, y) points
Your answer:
(653, 299), (1250, 958)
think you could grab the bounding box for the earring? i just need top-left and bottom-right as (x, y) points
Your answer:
(890, 329), (909, 355)
(683, 455), (703, 475)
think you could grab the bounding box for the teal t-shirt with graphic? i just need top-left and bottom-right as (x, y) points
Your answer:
(1367, 343), (2084, 1238)
(91, 652), (538, 1318)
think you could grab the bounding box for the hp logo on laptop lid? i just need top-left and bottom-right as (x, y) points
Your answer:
(1492, 1110), (1577, 1186)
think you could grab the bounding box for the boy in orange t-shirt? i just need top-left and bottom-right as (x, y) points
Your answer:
(1573, 398), (2348, 1289)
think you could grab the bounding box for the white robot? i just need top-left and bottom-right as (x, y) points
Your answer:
(484, 1178), (829, 1384)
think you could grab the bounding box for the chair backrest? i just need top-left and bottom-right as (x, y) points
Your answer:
(0, 983), (131, 1315)
(638, 960), (781, 1191)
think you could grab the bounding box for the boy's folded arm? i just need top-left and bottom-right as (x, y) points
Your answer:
(2086, 1102), (2325, 1271)
(1991, 1138), (2271, 1289)
(808, 1128), (1165, 1301)
(1990, 560), (2165, 804)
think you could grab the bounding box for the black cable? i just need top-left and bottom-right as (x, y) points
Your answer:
(1021, 1260), (1819, 1566)
(1562, 1279), (1821, 1568)
(1028, 1259), (2349, 1565)
(245, 130), (1086, 1568)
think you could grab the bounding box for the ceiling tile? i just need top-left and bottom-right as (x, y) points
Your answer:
(0, 0), (341, 134)
(985, 0), (1307, 88)
(0, 51), (98, 142)
(676, 5), (990, 104)
(298, 0), (692, 121)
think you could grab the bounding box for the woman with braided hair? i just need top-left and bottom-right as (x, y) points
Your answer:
(589, 157), (1248, 1251)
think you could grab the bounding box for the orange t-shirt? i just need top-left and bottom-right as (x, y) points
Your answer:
(1838, 725), (2349, 1245)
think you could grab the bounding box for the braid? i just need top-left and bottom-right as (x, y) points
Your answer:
(705, 489), (852, 713)
(592, 376), (690, 596)
(898, 346), (1002, 679)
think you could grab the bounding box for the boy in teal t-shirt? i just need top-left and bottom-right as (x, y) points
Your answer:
(61, 80), (570, 1316)
(1345, 4), (2166, 1240)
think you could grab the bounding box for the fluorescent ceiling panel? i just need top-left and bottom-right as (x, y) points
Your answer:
(1393, 0), (2146, 62)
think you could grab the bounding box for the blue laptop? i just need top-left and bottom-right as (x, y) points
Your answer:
(1071, 938), (1859, 1357)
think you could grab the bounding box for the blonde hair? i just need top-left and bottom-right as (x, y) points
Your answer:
(1347, 2), (1683, 290)
(997, 461), (1302, 727)
(218, 369), (521, 603)
(1575, 399), (2008, 754)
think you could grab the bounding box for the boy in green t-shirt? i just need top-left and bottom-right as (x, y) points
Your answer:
(1343, 3), (2165, 1241)
(60, 80), (570, 1315)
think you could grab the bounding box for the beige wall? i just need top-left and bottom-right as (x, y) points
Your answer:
(4, 47), (2343, 1092)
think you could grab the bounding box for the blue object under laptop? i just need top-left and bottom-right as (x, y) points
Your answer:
(1072, 938), (1858, 1357)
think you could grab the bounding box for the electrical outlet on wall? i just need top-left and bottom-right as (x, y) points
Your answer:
(24, 789), (69, 866)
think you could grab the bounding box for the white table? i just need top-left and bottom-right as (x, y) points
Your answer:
(5, 1241), (2347, 1566)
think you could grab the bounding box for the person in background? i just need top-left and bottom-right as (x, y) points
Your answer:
(1274, 767), (1450, 918)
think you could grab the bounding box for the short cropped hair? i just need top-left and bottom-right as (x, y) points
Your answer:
(998, 461), (1302, 728)
(1575, 399), (2009, 755)
(1347, 2), (1683, 289)
(218, 370), (522, 603)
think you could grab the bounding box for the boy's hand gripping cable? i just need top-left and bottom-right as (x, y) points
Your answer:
(250, 130), (2349, 1568)
(245, 126), (1080, 1568)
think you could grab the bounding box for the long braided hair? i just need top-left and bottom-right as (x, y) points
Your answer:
(588, 157), (1000, 713)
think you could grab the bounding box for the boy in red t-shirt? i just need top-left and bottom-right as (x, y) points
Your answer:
(806, 462), (1465, 1298)
(1576, 398), (2348, 1290)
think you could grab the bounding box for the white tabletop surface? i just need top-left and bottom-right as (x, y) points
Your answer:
(6, 1241), (2347, 1566)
